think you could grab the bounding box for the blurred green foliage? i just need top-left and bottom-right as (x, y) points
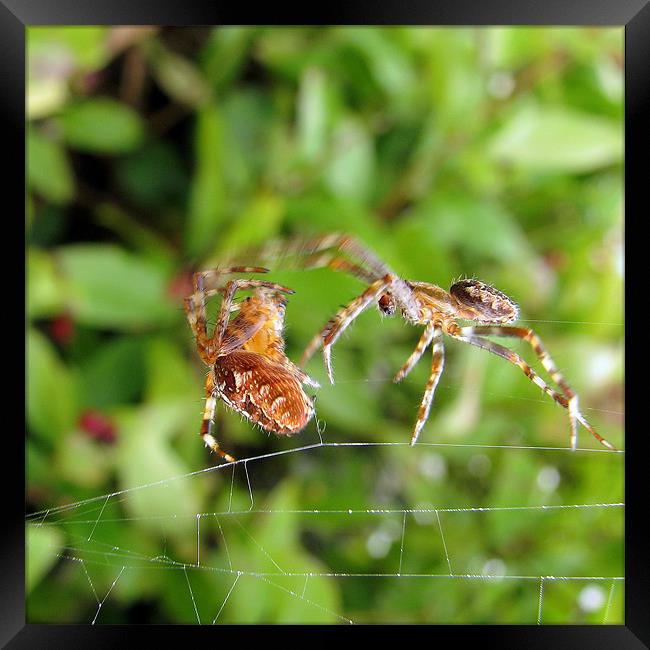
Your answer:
(26, 26), (624, 624)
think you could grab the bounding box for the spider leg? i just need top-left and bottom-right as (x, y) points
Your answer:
(242, 233), (421, 320)
(200, 375), (235, 463)
(185, 270), (269, 363)
(330, 235), (419, 320)
(303, 252), (378, 284)
(300, 328), (327, 369)
(325, 233), (393, 279)
(411, 326), (445, 445)
(187, 280), (290, 362)
(253, 233), (393, 279)
(461, 326), (576, 399)
(394, 320), (439, 383)
(462, 325), (595, 452)
(210, 278), (295, 351)
(445, 324), (616, 451)
(184, 295), (213, 365)
(192, 266), (269, 293)
(303, 274), (395, 383)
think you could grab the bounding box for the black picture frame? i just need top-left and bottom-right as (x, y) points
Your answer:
(8, 0), (646, 646)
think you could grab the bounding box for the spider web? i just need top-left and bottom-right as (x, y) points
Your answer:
(26, 366), (624, 625)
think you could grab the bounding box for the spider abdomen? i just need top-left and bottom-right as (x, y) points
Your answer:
(215, 351), (315, 435)
(449, 279), (519, 324)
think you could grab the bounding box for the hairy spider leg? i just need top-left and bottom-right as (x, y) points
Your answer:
(185, 284), (234, 461)
(184, 293), (213, 365)
(254, 232), (393, 279)
(300, 274), (395, 382)
(314, 234), (419, 320)
(299, 272), (395, 368)
(294, 255), (379, 368)
(192, 266), (269, 293)
(321, 233), (393, 278)
(184, 267), (270, 363)
(465, 326), (575, 396)
(208, 278), (295, 351)
(460, 325), (616, 451)
(444, 323), (616, 451)
(463, 325), (591, 447)
(394, 320), (440, 383)
(302, 252), (378, 284)
(200, 376), (235, 463)
(300, 329), (330, 371)
(246, 233), (420, 320)
(411, 325), (445, 446)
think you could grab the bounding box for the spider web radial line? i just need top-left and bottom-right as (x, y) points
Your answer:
(251, 573), (355, 624)
(91, 565), (125, 625)
(212, 572), (240, 624)
(25, 442), (622, 522)
(603, 579), (617, 623)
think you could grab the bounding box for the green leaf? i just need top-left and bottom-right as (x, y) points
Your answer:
(55, 432), (114, 488)
(27, 328), (78, 443)
(201, 26), (255, 91)
(396, 192), (534, 271)
(341, 28), (416, 103)
(213, 89), (277, 195)
(28, 26), (109, 71)
(79, 336), (147, 408)
(186, 104), (228, 256)
(27, 247), (66, 319)
(27, 27), (109, 119)
(324, 118), (375, 204)
(27, 78), (69, 121)
(58, 98), (145, 154)
(420, 30), (484, 131)
(115, 141), (188, 210)
(297, 67), (330, 162)
(27, 127), (74, 204)
(212, 191), (284, 256)
(489, 105), (622, 172)
(116, 405), (203, 541)
(26, 524), (65, 593)
(145, 337), (199, 403)
(147, 42), (211, 108)
(57, 245), (175, 329)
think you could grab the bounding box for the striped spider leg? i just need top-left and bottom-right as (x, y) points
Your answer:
(254, 234), (615, 451)
(441, 322), (613, 450)
(184, 267), (319, 463)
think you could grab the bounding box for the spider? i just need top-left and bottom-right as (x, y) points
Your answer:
(247, 233), (616, 451)
(184, 266), (319, 462)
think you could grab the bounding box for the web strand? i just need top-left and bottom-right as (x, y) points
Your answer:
(27, 435), (623, 624)
(25, 441), (623, 522)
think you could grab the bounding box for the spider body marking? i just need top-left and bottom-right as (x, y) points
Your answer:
(241, 233), (616, 452)
(184, 267), (319, 462)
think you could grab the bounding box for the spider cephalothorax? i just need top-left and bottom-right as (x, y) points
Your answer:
(240, 233), (616, 451)
(184, 267), (319, 462)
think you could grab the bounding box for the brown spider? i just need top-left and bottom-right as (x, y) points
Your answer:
(247, 233), (616, 451)
(184, 266), (319, 462)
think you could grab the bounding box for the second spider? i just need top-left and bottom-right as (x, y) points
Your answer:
(184, 266), (319, 462)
